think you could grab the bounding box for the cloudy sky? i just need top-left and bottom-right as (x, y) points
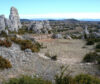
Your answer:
(0, 0), (100, 19)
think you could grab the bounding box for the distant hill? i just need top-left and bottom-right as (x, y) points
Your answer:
(80, 19), (100, 21)
(20, 18), (100, 22)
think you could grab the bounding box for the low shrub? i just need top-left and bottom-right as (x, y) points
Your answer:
(86, 39), (95, 45)
(95, 49), (100, 52)
(0, 39), (12, 48)
(74, 74), (100, 84)
(0, 31), (8, 37)
(3, 76), (52, 84)
(0, 56), (12, 69)
(55, 66), (75, 84)
(83, 52), (99, 62)
(96, 43), (100, 49)
(51, 55), (57, 61)
(10, 37), (41, 52)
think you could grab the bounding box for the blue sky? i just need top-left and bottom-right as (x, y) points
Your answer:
(0, 0), (100, 19)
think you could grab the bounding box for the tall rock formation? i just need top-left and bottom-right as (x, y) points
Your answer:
(9, 7), (22, 31)
(0, 15), (6, 31)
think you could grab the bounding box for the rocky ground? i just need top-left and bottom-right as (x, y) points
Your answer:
(0, 43), (60, 82)
(0, 38), (100, 83)
(39, 39), (100, 77)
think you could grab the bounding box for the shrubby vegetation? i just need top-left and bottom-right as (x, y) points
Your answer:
(86, 39), (95, 45)
(0, 39), (12, 48)
(10, 37), (41, 52)
(0, 31), (8, 37)
(0, 56), (12, 69)
(96, 43), (100, 49)
(86, 38), (100, 45)
(3, 76), (52, 84)
(83, 52), (99, 62)
(74, 74), (100, 84)
(55, 66), (75, 84)
(3, 66), (100, 84)
(9, 26), (33, 35)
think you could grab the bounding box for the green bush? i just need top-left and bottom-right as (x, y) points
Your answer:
(74, 74), (100, 84)
(51, 55), (57, 61)
(0, 56), (12, 69)
(55, 66), (75, 84)
(3, 76), (52, 84)
(86, 39), (95, 45)
(10, 37), (41, 52)
(95, 49), (100, 52)
(83, 52), (99, 62)
(96, 43), (100, 49)
(0, 31), (8, 37)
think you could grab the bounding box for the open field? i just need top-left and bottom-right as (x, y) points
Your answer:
(38, 39), (100, 76)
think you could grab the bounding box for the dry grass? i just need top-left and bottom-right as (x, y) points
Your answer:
(40, 39), (92, 64)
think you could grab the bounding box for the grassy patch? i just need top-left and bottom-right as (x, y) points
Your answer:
(0, 39), (12, 48)
(96, 43), (100, 49)
(10, 37), (41, 52)
(83, 52), (99, 62)
(0, 56), (12, 69)
(3, 76), (52, 84)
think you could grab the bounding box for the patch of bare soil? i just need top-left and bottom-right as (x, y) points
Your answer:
(39, 39), (100, 76)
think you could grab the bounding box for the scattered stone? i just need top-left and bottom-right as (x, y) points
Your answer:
(65, 35), (72, 39)
(24, 49), (32, 52)
(52, 34), (63, 39)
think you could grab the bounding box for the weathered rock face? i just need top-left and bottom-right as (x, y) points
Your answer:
(0, 15), (5, 31)
(82, 25), (90, 39)
(4, 18), (11, 29)
(9, 7), (22, 31)
(28, 20), (52, 34)
(52, 34), (63, 39)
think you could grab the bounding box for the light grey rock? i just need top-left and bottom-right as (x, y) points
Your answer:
(15, 34), (23, 39)
(0, 15), (5, 31)
(0, 43), (60, 82)
(92, 32), (100, 38)
(84, 25), (89, 35)
(28, 20), (52, 34)
(52, 34), (63, 39)
(4, 18), (12, 30)
(9, 7), (22, 31)
(25, 49), (32, 52)
(65, 35), (72, 39)
(82, 25), (90, 39)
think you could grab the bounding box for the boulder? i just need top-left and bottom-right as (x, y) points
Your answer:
(28, 20), (52, 34)
(52, 34), (63, 39)
(92, 32), (100, 38)
(24, 49), (32, 52)
(65, 35), (72, 39)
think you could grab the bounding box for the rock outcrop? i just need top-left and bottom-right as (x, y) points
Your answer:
(0, 15), (5, 31)
(0, 7), (22, 32)
(9, 7), (22, 31)
(28, 20), (52, 34)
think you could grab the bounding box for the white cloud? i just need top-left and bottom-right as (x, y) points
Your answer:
(20, 13), (100, 19)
